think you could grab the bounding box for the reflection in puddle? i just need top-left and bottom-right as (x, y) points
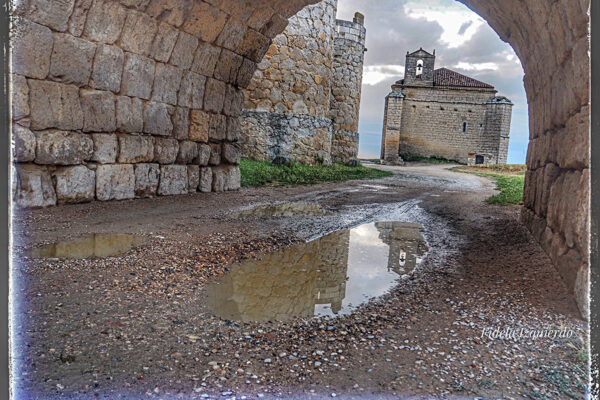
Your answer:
(234, 202), (329, 218)
(30, 234), (145, 259)
(206, 222), (428, 322)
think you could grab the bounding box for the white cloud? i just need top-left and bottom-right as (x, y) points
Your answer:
(363, 65), (405, 86)
(453, 61), (499, 71)
(404, 1), (485, 48)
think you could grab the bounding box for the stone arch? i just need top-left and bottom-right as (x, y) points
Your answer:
(10, 0), (589, 315)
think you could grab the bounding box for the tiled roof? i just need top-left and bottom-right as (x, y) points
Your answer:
(433, 67), (494, 89)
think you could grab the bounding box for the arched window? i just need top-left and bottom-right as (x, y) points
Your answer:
(416, 59), (423, 77)
(462, 122), (467, 133)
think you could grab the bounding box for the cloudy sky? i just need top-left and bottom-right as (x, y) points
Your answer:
(336, 0), (528, 163)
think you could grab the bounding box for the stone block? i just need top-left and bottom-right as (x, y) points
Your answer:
(116, 96), (144, 133)
(96, 164), (135, 201)
(178, 72), (206, 109)
(118, 134), (154, 163)
(226, 165), (241, 191)
(35, 130), (92, 165)
(237, 29), (270, 63)
(29, 80), (83, 130)
(187, 165), (199, 193)
(49, 33), (96, 86)
(91, 133), (118, 164)
(222, 143), (241, 165)
(177, 141), (198, 164)
(12, 125), (36, 162)
(53, 165), (95, 203)
(15, 164), (56, 207)
(81, 89), (116, 132)
(153, 137), (178, 164)
(157, 165), (188, 195)
(223, 86), (244, 117)
(204, 78), (227, 114)
(18, 0), (75, 32)
(170, 31), (198, 69)
(214, 50), (244, 84)
(191, 42), (221, 76)
(143, 102), (174, 136)
(119, 10), (158, 55)
(121, 53), (155, 99)
(216, 17), (247, 51)
(145, 0), (186, 27)
(196, 144), (211, 166)
(209, 143), (221, 165)
(226, 116), (241, 142)
(236, 57), (256, 88)
(199, 166), (212, 193)
(211, 165), (227, 192)
(90, 44), (124, 92)
(83, 0), (127, 44)
(209, 114), (227, 141)
(151, 23), (179, 62)
(152, 63), (183, 105)
(173, 108), (190, 140)
(12, 19), (53, 79)
(12, 74), (30, 122)
(189, 110), (210, 142)
(182, 1), (228, 42)
(134, 163), (159, 197)
(68, 0), (93, 37)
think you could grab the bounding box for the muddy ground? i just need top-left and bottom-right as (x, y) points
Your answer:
(12, 164), (588, 399)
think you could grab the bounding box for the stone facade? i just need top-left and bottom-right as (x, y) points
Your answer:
(240, 1), (366, 165)
(381, 49), (513, 165)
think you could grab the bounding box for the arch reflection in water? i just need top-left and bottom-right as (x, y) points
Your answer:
(206, 222), (428, 322)
(30, 234), (145, 259)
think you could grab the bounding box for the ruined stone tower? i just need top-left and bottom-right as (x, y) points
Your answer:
(240, 1), (366, 165)
(381, 48), (513, 165)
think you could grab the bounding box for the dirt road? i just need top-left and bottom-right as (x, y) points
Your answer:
(12, 163), (587, 399)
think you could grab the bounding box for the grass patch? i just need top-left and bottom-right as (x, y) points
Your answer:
(240, 159), (393, 187)
(451, 166), (525, 205)
(400, 153), (461, 164)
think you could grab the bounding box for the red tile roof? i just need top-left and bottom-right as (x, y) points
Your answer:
(433, 67), (494, 89)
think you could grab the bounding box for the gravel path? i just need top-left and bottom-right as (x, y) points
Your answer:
(11, 164), (588, 399)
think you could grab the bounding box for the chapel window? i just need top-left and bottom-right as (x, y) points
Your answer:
(462, 122), (467, 133)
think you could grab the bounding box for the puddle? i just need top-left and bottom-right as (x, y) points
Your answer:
(205, 222), (428, 322)
(234, 202), (329, 218)
(29, 234), (146, 259)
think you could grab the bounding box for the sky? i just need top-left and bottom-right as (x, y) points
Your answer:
(336, 0), (528, 164)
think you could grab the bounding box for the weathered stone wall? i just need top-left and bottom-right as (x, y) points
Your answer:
(240, 0), (365, 165)
(460, 0), (590, 318)
(330, 14), (366, 163)
(10, 0), (313, 207)
(240, 0), (337, 165)
(240, 111), (333, 164)
(384, 85), (512, 164)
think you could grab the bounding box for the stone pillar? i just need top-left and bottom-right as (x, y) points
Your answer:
(329, 13), (366, 163)
(382, 92), (405, 164)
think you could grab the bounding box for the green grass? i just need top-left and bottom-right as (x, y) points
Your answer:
(399, 153), (462, 164)
(240, 159), (393, 187)
(451, 167), (525, 205)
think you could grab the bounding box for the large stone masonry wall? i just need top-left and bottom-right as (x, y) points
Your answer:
(391, 86), (505, 164)
(330, 14), (366, 163)
(240, 0), (337, 165)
